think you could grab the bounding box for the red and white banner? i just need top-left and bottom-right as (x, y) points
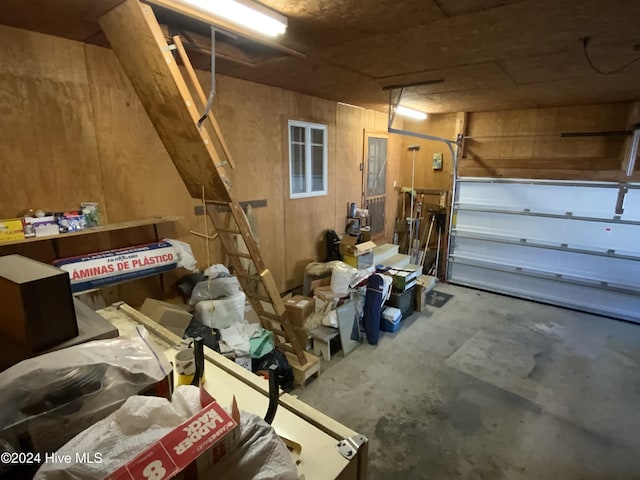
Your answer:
(54, 242), (177, 292)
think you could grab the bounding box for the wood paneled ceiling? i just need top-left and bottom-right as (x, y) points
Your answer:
(1, 0), (639, 114)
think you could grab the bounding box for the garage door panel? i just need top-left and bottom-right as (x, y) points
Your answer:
(449, 178), (640, 323)
(452, 236), (639, 289)
(449, 261), (640, 322)
(455, 210), (640, 256)
(625, 188), (640, 219)
(457, 181), (627, 217)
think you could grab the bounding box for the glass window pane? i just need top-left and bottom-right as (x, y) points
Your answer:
(367, 137), (387, 196)
(290, 125), (304, 143)
(311, 145), (324, 192)
(311, 128), (324, 145)
(291, 143), (306, 194)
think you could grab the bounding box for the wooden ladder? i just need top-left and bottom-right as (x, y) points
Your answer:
(206, 200), (307, 362)
(99, 0), (307, 365)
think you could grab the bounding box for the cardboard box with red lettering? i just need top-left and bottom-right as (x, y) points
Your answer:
(105, 389), (238, 480)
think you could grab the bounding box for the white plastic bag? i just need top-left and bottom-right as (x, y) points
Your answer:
(164, 238), (198, 272)
(330, 261), (356, 297)
(189, 276), (241, 304)
(0, 326), (171, 456)
(206, 412), (298, 480)
(195, 291), (246, 329)
(204, 263), (230, 279)
(34, 387), (203, 480)
(322, 310), (339, 328)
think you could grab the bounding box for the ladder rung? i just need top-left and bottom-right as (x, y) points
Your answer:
(249, 293), (273, 303)
(205, 200), (230, 206)
(277, 343), (296, 354)
(258, 311), (278, 321)
(268, 327), (287, 337)
(236, 273), (261, 282)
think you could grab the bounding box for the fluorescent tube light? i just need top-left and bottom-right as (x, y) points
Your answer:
(395, 105), (428, 120)
(176, 0), (287, 37)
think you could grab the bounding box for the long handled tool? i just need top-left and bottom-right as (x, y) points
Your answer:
(419, 214), (435, 269)
(412, 194), (424, 263)
(432, 223), (442, 277)
(407, 145), (420, 256)
(430, 212), (446, 277)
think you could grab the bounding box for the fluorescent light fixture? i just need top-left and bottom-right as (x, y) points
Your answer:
(395, 105), (428, 120)
(176, 0), (287, 37)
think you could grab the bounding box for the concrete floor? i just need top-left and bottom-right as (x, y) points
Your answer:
(296, 284), (640, 480)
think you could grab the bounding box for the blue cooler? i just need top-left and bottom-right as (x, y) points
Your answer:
(381, 307), (402, 332)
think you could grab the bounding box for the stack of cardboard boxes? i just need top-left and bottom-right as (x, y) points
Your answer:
(385, 268), (418, 319)
(284, 295), (314, 349)
(338, 237), (376, 270)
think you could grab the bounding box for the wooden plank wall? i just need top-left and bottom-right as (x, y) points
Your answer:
(0, 25), (403, 293)
(461, 103), (640, 181)
(0, 25), (106, 219)
(399, 115), (458, 193)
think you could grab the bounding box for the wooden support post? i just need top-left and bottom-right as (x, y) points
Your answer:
(621, 101), (640, 176)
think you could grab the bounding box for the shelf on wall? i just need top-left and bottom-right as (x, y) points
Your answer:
(0, 216), (181, 247)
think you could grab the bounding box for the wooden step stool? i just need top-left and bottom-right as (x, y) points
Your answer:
(310, 326), (340, 361)
(285, 351), (321, 388)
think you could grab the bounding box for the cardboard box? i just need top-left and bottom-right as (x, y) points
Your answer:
(343, 251), (373, 269)
(22, 216), (60, 238)
(140, 298), (193, 338)
(339, 237), (376, 257)
(415, 275), (438, 313)
(314, 285), (342, 302)
(308, 276), (331, 296)
(0, 218), (25, 242)
(387, 268), (418, 291)
(0, 254), (78, 352)
(106, 390), (238, 480)
(284, 295), (314, 327)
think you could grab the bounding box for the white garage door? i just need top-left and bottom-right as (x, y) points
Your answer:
(448, 178), (640, 323)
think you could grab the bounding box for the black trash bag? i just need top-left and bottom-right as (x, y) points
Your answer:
(183, 318), (221, 353)
(325, 229), (341, 262)
(252, 349), (294, 392)
(177, 272), (207, 298)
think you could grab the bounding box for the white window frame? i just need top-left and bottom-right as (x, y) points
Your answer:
(288, 120), (328, 199)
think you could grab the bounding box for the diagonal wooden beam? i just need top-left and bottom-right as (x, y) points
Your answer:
(99, 0), (231, 200)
